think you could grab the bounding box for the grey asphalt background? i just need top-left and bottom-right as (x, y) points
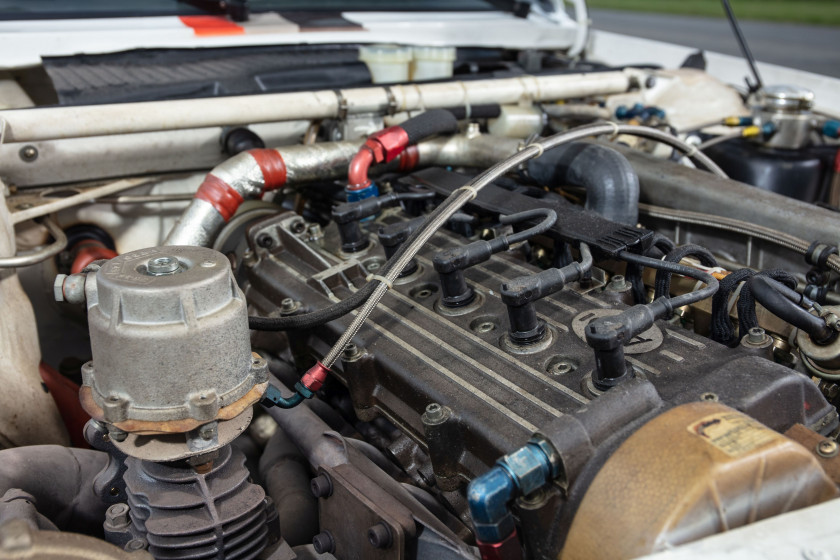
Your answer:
(590, 9), (840, 78)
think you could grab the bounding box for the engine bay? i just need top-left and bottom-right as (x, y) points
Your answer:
(2, 43), (840, 560)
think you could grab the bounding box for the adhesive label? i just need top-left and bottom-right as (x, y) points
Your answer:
(688, 412), (778, 457)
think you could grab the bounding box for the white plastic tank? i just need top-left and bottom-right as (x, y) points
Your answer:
(359, 45), (413, 84)
(410, 46), (456, 81)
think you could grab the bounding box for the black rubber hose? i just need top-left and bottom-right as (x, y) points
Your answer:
(527, 142), (640, 225)
(400, 109), (460, 145)
(653, 244), (718, 300)
(625, 233), (675, 304)
(619, 251), (719, 308)
(444, 104), (502, 120)
(0, 445), (108, 535)
(737, 269), (797, 335)
(258, 429), (319, 547)
(750, 275), (836, 343)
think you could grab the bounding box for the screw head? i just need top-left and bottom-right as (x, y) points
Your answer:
(281, 298), (295, 311)
(423, 402), (450, 425)
(817, 439), (839, 458)
(342, 342), (360, 360)
(367, 523), (392, 549)
(312, 532), (335, 554)
(19, 145), (38, 162)
(146, 255), (180, 275)
(548, 361), (574, 376)
(256, 234), (274, 248)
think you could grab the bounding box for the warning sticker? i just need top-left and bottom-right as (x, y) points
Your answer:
(688, 412), (778, 457)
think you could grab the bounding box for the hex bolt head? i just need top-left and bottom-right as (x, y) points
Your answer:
(367, 523), (393, 549)
(424, 403), (445, 423)
(146, 255), (181, 275)
(124, 538), (148, 552)
(312, 531), (335, 554)
(106, 503), (130, 527)
(342, 342), (361, 360)
(108, 426), (128, 442)
(310, 474), (333, 498)
(256, 234), (274, 248)
(280, 298), (295, 312)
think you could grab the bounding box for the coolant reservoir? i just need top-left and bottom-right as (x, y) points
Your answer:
(410, 46), (456, 81)
(562, 401), (838, 559)
(359, 44), (413, 84)
(488, 105), (544, 138)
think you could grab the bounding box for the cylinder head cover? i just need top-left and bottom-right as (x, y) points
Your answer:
(81, 246), (266, 428)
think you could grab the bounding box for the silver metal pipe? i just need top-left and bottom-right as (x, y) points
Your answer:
(0, 217), (67, 269)
(0, 72), (634, 143)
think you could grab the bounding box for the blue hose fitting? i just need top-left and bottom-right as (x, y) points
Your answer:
(823, 120), (840, 139)
(467, 437), (559, 543)
(346, 182), (379, 203)
(262, 384), (306, 409)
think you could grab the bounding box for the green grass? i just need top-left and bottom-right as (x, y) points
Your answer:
(585, 0), (840, 26)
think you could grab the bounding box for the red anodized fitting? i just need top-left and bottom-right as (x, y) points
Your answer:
(347, 126), (411, 191)
(477, 530), (523, 560)
(300, 361), (331, 393)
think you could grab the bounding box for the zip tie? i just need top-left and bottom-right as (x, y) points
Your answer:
(366, 273), (393, 290)
(454, 185), (479, 200)
(606, 121), (620, 140)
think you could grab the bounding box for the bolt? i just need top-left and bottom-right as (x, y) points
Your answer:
(608, 274), (628, 291)
(308, 223), (324, 240)
(256, 234), (274, 248)
(281, 298), (295, 312)
(146, 255), (180, 275)
(198, 422), (217, 441)
(19, 145), (38, 162)
(312, 532), (335, 554)
(817, 439), (839, 458)
(700, 392), (719, 402)
(548, 360), (574, 376)
(424, 403), (446, 423)
(310, 474), (333, 498)
(290, 221), (306, 234)
(747, 327), (767, 344)
(366, 261), (381, 272)
(476, 321), (495, 333)
(645, 76), (657, 89)
(200, 259), (217, 268)
(106, 503), (130, 528)
(367, 523), (393, 549)
(466, 122), (481, 138)
(108, 426), (128, 442)
(125, 538), (148, 552)
(343, 342), (360, 360)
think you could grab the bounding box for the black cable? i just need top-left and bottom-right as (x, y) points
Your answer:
(750, 275), (836, 344)
(619, 251), (719, 309)
(501, 208), (557, 245)
(653, 244), (718, 301)
(625, 233), (676, 304)
(710, 268), (755, 346)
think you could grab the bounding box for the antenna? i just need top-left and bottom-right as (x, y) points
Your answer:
(721, 0), (764, 92)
